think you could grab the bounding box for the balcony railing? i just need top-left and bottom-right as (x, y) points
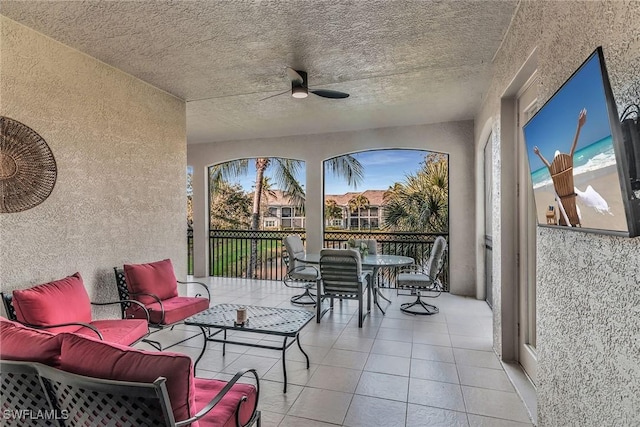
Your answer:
(206, 229), (449, 291)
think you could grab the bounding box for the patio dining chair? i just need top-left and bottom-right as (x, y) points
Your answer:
(317, 249), (371, 328)
(396, 236), (447, 315)
(113, 258), (211, 350)
(282, 235), (318, 306)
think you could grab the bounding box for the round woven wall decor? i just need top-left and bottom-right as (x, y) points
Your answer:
(0, 116), (57, 213)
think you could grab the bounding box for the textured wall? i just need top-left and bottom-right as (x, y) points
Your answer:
(0, 17), (187, 317)
(477, 1), (640, 425)
(188, 120), (477, 296)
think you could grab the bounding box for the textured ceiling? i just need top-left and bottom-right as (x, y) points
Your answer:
(1, 1), (519, 143)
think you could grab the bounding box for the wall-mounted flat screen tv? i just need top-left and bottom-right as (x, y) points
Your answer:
(523, 46), (640, 237)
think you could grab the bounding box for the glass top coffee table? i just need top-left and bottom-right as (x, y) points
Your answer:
(185, 304), (315, 393)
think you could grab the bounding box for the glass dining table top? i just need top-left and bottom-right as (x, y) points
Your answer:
(297, 253), (414, 267)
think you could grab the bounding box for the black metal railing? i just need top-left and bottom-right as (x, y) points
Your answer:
(208, 229), (449, 290)
(209, 229), (304, 281)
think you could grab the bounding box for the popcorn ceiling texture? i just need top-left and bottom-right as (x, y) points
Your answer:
(0, 17), (187, 318)
(480, 1), (640, 424)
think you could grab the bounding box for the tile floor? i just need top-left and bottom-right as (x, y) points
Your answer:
(134, 278), (535, 427)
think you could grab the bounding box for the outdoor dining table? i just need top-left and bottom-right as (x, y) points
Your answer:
(296, 253), (414, 314)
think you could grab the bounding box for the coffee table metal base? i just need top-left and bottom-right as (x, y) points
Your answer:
(186, 304), (315, 393)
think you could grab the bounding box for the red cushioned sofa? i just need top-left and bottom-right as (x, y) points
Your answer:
(1, 272), (149, 346)
(0, 317), (261, 427)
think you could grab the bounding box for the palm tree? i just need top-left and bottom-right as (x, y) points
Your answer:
(210, 155), (363, 277)
(383, 154), (448, 233)
(347, 194), (370, 231)
(325, 199), (343, 228)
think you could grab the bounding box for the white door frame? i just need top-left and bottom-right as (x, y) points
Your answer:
(516, 74), (539, 383)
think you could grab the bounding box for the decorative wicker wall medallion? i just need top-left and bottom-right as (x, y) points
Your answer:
(0, 116), (57, 213)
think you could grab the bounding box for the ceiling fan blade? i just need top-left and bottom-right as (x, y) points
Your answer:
(310, 89), (350, 99)
(286, 67), (304, 85)
(259, 89), (290, 101)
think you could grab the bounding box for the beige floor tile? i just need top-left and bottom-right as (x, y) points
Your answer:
(462, 386), (531, 423)
(457, 364), (515, 392)
(406, 404), (470, 427)
(321, 348), (368, 370)
(411, 343), (455, 363)
(307, 365), (363, 393)
(412, 331), (452, 347)
(410, 359), (459, 384)
(257, 410), (285, 427)
(408, 378), (465, 412)
(188, 278), (534, 427)
(287, 387), (352, 424)
(376, 326), (414, 342)
(221, 354), (279, 377)
(355, 371), (409, 402)
(370, 339), (413, 358)
(412, 320), (449, 334)
(278, 415), (342, 427)
(343, 394), (407, 427)
(364, 353), (411, 376)
(256, 379), (304, 414)
(285, 343), (331, 364)
(450, 334), (494, 352)
(453, 348), (502, 370)
(467, 414), (534, 427)
(333, 335), (375, 353)
(262, 359), (318, 387)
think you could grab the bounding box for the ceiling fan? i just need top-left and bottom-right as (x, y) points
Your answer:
(261, 67), (350, 101)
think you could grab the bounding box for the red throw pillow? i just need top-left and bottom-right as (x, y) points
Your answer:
(123, 259), (178, 305)
(0, 317), (63, 366)
(12, 273), (92, 332)
(59, 333), (197, 425)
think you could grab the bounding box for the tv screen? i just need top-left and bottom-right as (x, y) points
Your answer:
(523, 47), (639, 237)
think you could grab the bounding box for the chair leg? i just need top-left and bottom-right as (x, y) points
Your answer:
(358, 293), (364, 328)
(290, 287), (316, 306)
(400, 293), (439, 315)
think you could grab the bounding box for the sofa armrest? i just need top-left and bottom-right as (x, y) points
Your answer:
(19, 320), (104, 340)
(91, 299), (151, 323)
(177, 280), (211, 301)
(129, 292), (165, 325)
(175, 369), (260, 427)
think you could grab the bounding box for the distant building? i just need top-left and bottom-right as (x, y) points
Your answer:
(262, 189), (385, 230)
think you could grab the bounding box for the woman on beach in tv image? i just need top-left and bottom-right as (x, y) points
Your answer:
(533, 108), (612, 227)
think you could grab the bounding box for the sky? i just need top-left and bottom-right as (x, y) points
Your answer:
(523, 50), (614, 173)
(205, 149), (432, 195)
(324, 149), (428, 195)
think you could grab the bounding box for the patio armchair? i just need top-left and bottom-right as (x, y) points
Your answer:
(114, 258), (210, 350)
(396, 236), (447, 315)
(282, 235), (318, 306)
(1, 272), (149, 346)
(317, 248), (371, 328)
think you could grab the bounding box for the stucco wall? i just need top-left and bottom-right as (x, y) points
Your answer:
(477, 1), (640, 425)
(188, 120), (477, 296)
(0, 17), (187, 316)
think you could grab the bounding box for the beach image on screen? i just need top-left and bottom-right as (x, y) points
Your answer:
(523, 52), (628, 233)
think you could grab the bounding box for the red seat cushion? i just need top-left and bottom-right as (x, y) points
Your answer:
(126, 296), (209, 325)
(194, 377), (258, 427)
(12, 273), (92, 333)
(83, 319), (148, 346)
(59, 333), (197, 425)
(124, 259), (179, 305)
(0, 317), (63, 366)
